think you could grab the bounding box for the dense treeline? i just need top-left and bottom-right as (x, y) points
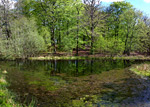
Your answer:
(0, 0), (150, 58)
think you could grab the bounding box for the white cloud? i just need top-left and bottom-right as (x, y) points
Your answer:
(101, 0), (124, 2)
(0, 0), (17, 9)
(144, 0), (150, 3)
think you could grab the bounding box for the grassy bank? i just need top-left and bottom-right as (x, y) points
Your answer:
(130, 64), (150, 77)
(28, 55), (150, 61)
(0, 70), (34, 107)
(28, 56), (107, 60)
(1, 51), (150, 61)
(0, 70), (21, 107)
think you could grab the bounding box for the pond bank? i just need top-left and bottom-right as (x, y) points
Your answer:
(28, 55), (150, 61)
(0, 70), (34, 107)
(0, 70), (21, 106)
(1, 52), (150, 61)
(130, 64), (150, 77)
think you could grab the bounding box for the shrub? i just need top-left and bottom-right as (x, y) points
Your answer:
(0, 17), (46, 59)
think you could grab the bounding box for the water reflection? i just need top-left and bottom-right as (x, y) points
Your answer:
(0, 59), (143, 77)
(0, 59), (149, 107)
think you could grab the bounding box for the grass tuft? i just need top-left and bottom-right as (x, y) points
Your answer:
(130, 64), (150, 77)
(0, 70), (35, 107)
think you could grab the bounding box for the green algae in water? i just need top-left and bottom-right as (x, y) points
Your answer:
(24, 71), (67, 91)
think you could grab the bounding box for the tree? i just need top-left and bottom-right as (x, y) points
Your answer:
(20, 0), (59, 53)
(106, 1), (132, 38)
(20, 0), (83, 54)
(105, 1), (133, 55)
(133, 15), (150, 54)
(75, 1), (83, 56)
(83, 0), (103, 54)
(120, 9), (142, 55)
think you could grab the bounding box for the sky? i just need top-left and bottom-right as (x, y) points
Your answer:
(0, 0), (17, 9)
(101, 0), (150, 16)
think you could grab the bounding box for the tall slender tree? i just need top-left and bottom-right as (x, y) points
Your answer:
(120, 9), (142, 55)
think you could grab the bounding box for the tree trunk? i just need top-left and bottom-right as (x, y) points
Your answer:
(51, 26), (56, 54)
(91, 25), (94, 55)
(76, 8), (79, 56)
(124, 26), (129, 55)
(58, 24), (61, 49)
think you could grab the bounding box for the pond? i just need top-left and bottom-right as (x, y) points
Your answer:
(0, 59), (150, 107)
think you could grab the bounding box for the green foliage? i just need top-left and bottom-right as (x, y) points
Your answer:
(95, 35), (107, 53)
(0, 17), (45, 58)
(1, 0), (150, 58)
(107, 38), (124, 56)
(38, 26), (51, 51)
(95, 36), (124, 55)
(61, 35), (76, 53)
(132, 17), (150, 53)
(119, 9), (143, 54)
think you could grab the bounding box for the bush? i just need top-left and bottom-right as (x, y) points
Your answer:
(0, 17), (46, 59)
(95, 36), (124, 56)
(61, 34), (76, 53)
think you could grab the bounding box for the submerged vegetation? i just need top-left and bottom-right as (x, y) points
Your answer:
(0, 60), (147, 106)
(0, 70), (35, 107)
(130, 64), (150, 77)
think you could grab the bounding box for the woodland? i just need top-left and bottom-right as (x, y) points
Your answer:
(1, 1), (150, 106)
(0, 0), (150, 59)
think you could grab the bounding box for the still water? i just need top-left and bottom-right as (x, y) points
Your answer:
(0, 59), (150, 107)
